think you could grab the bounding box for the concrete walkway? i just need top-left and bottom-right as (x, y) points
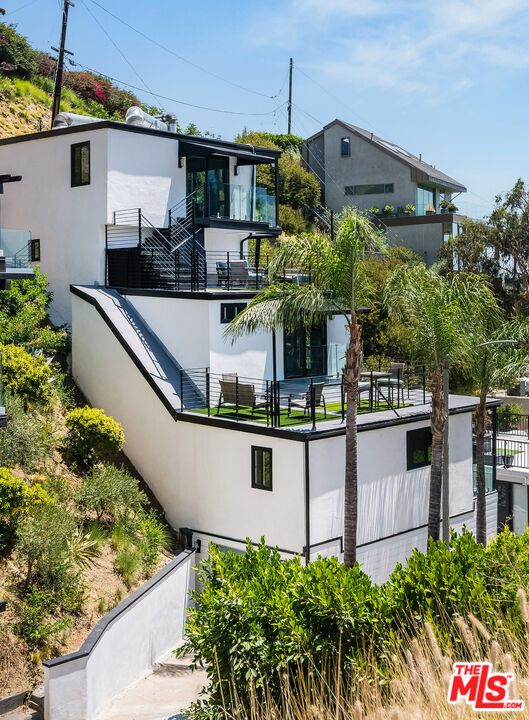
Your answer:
(96, 652), (207, 720)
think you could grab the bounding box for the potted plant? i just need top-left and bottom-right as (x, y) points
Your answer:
(397, 206), (406, 215)
(370, 206), (380, 215)
(405, 204), (415, 215)
(425, 203), (435, 215)
(382, 204), (394, 216)
(448, 202), (458, 212)
(440, 199), (449, 214)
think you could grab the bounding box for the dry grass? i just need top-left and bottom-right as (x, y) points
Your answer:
(223, 594), (529, 720)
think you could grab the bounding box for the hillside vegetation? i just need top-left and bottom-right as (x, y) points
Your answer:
(0, 273), (173, 697)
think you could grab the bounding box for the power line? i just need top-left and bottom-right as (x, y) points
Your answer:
(78, 0), (165, 111)
(4, 0), (40, 16)
(70, 59), (285, 116)
(86, 0), (279, 101)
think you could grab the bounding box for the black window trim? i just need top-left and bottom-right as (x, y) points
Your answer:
(220, 302), (247, 324)
(30, 237), (40, 262)
(251, 445), (273, 491)
(406, 426), (432, 471)
(71, 140), (91, 187)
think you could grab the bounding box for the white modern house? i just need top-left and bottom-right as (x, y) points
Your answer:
(0, 112), (499, 584)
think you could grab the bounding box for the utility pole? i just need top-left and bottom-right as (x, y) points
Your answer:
(287, 57), (293, 134)
(51, 0), (74, 127)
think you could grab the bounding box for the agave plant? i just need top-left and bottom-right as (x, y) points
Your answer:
(66, 528), (99, 568)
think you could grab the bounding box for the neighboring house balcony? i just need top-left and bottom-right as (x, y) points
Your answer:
(0, 229), (35, 278)
(177, 363), (433, 433)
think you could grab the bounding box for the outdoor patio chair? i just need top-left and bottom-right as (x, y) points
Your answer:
(216, 262), (228, 287)
(229, 260), (256, 287)
(358, 380), (371, 407)
(287, 382), (326, 418)
(217, 379), (269, 415)
(376, 363), (406, 405)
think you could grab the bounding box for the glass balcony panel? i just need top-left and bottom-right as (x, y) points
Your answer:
(205, 183), (276, 224)
(0, 229), (31, 267)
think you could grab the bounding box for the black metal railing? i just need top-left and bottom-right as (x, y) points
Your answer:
(495, 437), (529, 468)
(497, 411), (529, 438)
(177, 365), (429, 429)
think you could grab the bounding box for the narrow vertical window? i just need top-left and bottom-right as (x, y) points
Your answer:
(251, 446), (272, 490)
(71, 141), (90, 187)
(341, 137), (350, 157)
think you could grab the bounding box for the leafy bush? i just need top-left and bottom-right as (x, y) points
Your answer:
(180, 530), (529, 717)
(179, 541), (383, 713)
(497, 403), (525, 432)
(14, 587), (72, 650)
(0, 467), (51, 549)
(278, 205), (307, 235)
(15, 503), (77, 592)
(62, 71), (140, 118)
(75, 464), (146, 519)
(0, 393), (53, 470)
(136, 509), (169, 570)
(0, 22), (37, 78)
(65, 407), (125, 464)
(1, 344), (52, 404)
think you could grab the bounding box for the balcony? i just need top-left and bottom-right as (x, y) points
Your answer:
(193, 182), (278, 230)
(0, 229), (33, 274)
(177, 365), (432, 431)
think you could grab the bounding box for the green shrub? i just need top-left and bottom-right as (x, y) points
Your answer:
(0, 22), (37, 78)
(1, 344), (52, 404)
(14, 587), (72, 649)
(115, 548), (142, 588)
(65, 407), (125, 464)
(497, 403), (525, 432)
(278, 205), (307, 235)
(15, 503), (77, 592)
(0, 393), (53, 470)
(136, 509), (170, 570)
(179, 541), (383, 714)
(75, 464), (146, 519)
(0, 467), (51, 549)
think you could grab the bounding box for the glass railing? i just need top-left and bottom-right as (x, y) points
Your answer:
(0, 229), (31, 267)
(204, 183), (276, 225)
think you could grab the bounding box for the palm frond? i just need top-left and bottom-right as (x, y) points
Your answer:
(223, 284), (338, 342)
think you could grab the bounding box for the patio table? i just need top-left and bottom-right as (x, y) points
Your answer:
(360, 371), (392, 410)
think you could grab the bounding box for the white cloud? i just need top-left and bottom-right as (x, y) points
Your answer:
(293, 0), (389, 18)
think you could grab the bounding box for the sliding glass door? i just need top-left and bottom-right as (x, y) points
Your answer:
(186, 156), (229, 218)
(284, 325), (327, 378)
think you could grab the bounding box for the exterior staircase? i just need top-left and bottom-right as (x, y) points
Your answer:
(106, 194), (207, 291)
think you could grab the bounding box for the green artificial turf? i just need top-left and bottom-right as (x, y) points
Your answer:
(188, 399), (411, 426)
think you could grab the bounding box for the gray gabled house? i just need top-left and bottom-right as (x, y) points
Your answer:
(301, 119), (467, 265)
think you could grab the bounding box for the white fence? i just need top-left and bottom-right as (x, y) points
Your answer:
(44, 549), (195, 720)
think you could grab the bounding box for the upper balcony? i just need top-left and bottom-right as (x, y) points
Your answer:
(192, 181), (277, 231)
(0, 229), (34, 285)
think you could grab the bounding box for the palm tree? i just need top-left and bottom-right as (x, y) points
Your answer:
(225, 210), (385, 568)
(384, 266), (497, 542)
(467, 317), (529, 544)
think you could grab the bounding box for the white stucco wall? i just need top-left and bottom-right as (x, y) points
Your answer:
(44, 551), (194, 720)
(71, 294), (305, 552)
(309, 414), (474, 549)
(0, 129), (109, 325)
(106, 129), (184, 227)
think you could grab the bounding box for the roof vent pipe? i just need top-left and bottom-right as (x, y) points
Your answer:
(125, 106), (168, 132)
(52, 112), (99, 129)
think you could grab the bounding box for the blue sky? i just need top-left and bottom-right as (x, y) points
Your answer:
(5, 0), (529, 216)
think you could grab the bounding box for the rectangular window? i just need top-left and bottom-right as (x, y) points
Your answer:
(252, 446), (272, 491)
(344, 183), (394, 195)
(30, 238), (40, 262)
(220, 302), (247, 324)
(341, 137), (350, 157)
(407, 427), (433, 470)
(71, 141), (90, 187)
